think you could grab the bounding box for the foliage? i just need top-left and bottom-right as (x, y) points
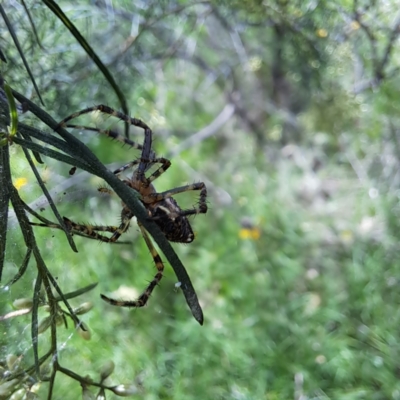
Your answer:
(1, 0), (400, 399)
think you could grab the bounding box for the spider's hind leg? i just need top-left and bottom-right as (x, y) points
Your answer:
(100, 223), (164, 307)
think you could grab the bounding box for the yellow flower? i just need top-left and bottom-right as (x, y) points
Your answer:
(339, 229), (353, 244)
(350, 21), (360, 31)
(14, 177), (28, 190)
(316, 29), (328, 38)
(239, 227), (261, 240)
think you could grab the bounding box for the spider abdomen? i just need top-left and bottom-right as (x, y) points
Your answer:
(150, 198), (194, 243)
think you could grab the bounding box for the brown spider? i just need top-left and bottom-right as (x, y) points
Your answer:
(32, 105), (207, 307)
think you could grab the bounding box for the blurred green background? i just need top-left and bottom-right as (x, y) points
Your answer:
(2, 1), (400, 399)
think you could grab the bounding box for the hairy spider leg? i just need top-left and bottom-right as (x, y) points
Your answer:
(29, 219), (121, 242)
(108, 157), (172, 187)
(147, 182), (208, 217)
(100, 223), (164, 307)
(111, 159), (159, 177)
(57, 105), (151, 133)
(57, 211), (134, 243)
(56, 104), (155, 169)
(141, 157), (172, 186)
(65, 125), (145, 153)
(112, 160), (141, 175)
(63, 217), (125, 242)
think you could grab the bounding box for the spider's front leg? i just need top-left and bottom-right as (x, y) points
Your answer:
(148, 182), (208, 218)
(63, 125), (146, 154)
(56, 105), (156, 160)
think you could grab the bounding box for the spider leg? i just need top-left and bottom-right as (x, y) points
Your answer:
(100, 223), (164, 307)
(30, 219), (122, 242)
(62, 208), (134, 243)
(108, 208), (134, 242)
(113, 161), (140, 176)
(111, 158), (163, 178)
(146, 182), (208, 216)
(65, 125), (145, 153)
(35, 214), (134, 244)
(62, 217), (123, 242)
(138, 157), (171, 186)
(110, 156), (171, 186)
(57, 104), (155, 166)
(57, 105), (151, 132)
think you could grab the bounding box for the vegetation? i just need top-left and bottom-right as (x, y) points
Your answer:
(1, 1), (400, 399)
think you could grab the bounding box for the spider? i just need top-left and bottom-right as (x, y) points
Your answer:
(32, 105), (207, 307)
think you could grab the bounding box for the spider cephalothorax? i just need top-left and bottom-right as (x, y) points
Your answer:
(32, 105), (207, 307)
